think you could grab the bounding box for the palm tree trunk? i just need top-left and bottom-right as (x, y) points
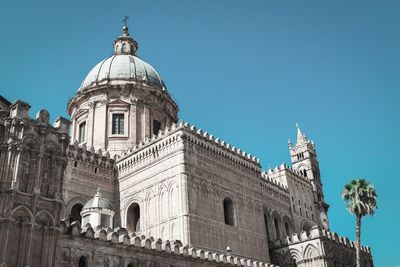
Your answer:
(356, 215), (361, 267)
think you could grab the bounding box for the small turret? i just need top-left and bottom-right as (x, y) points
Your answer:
(81, 188), (115, 228)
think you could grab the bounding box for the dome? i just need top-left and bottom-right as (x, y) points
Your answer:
(78, 25), (166, 91)
(82, 189), (113, 211)
(79, 54), (165, 91)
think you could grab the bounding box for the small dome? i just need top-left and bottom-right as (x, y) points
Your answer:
(82, 189), (113, 211)
(79, 54), (165, 91)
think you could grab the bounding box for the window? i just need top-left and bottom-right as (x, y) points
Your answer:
(223, 197), (235, 226)
(127, 203), (140, 233)
(153, 119), (161, 135)
(284, 221), (290, 236)
(69, 204), (83, 224)
(78, 256), (88, 267)
(82, 214), (90, 226)
(274, 218), (280, 240)
(112, 114), (124, 135)
(78, 122), (86, 143)
(100, 214), (110, 228)
(264, 214), (270, 241)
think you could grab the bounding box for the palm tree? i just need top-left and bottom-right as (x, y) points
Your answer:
(342, 179), (377, 267)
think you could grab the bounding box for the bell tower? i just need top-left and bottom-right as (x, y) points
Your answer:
(289, 124), (330, 230)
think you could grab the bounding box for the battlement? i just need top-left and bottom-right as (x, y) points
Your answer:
(273, 225), (372, 254)
(260, 171), (288, 191)
(265, 163), (312, 188)
(116, 121), (261, 173)
(67, 141), (114, 170)
(60, 221), (277, 267)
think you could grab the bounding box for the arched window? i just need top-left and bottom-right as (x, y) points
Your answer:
(274, 217), (280, 240)
(284, 221), (290, 236)
(264, 213), (270, 241)
(223, 197), (235, 226)
(127, 202), (140, 233)
(78, 256), (87, 267)
(70, 204), (83, 224)
(127, 264), (135, 267)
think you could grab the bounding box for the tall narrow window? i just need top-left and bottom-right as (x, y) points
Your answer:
(112, 114), (124, 135)
(78, 122), (86, 143)
(223, 197), (235, 226)
(274, 218), (280, 240)
(264, 214), (270, 241)
(78, 256), (88, 267)
(284, 221), (290, 236)
(153, 119), (161, 135)
(127, 202), (140, 233)
(70, 204), (83, 224)
(100, 214), (110, 228)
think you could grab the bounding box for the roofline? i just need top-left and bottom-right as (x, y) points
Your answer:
(0, 95), (12, 107)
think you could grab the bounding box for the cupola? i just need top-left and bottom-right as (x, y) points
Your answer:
(81, 189), (115, 228)
(113, 25), (138, 55)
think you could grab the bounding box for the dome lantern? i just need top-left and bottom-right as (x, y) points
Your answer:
(113, 22), (138, 55)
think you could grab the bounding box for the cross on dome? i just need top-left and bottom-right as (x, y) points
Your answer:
(122, 15), (129, 27)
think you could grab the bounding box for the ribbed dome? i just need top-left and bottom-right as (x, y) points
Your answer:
(79, 54), (166, 91)
(78, 25), (166, 92)
(82, 189), (113, 211)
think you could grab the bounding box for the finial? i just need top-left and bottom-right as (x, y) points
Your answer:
(121, 16), (130, 36)
(296, 123), (305, 145)
(122, 15), (129, 27)
(95, 188), (102, 197)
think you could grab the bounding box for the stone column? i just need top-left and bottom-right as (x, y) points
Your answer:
(129, 103), (137, 146)
(180, 172), (190, 245)
(143, 104), (150, 140)
(11, 145), (23, 190)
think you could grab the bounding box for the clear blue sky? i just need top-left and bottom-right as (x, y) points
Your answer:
(1, 1), (399, 265)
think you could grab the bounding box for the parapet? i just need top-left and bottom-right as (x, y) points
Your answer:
(67, 140), (114, 170)
(272, 225), (372, 254)
(117, 121), (262, 173)
(265, 163), (312, 187)
(260, 171), (288, 191)
(60, 220), (277, 267)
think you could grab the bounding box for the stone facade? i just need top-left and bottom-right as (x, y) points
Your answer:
(0, 25), (374, 267)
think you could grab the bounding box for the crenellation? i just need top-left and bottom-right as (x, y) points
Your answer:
(60, 222), (272, 267)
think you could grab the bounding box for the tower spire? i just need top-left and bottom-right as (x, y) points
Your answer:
(296, 123), (306, 145)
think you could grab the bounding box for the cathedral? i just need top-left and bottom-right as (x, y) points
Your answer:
(0, 25), (374, 267)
